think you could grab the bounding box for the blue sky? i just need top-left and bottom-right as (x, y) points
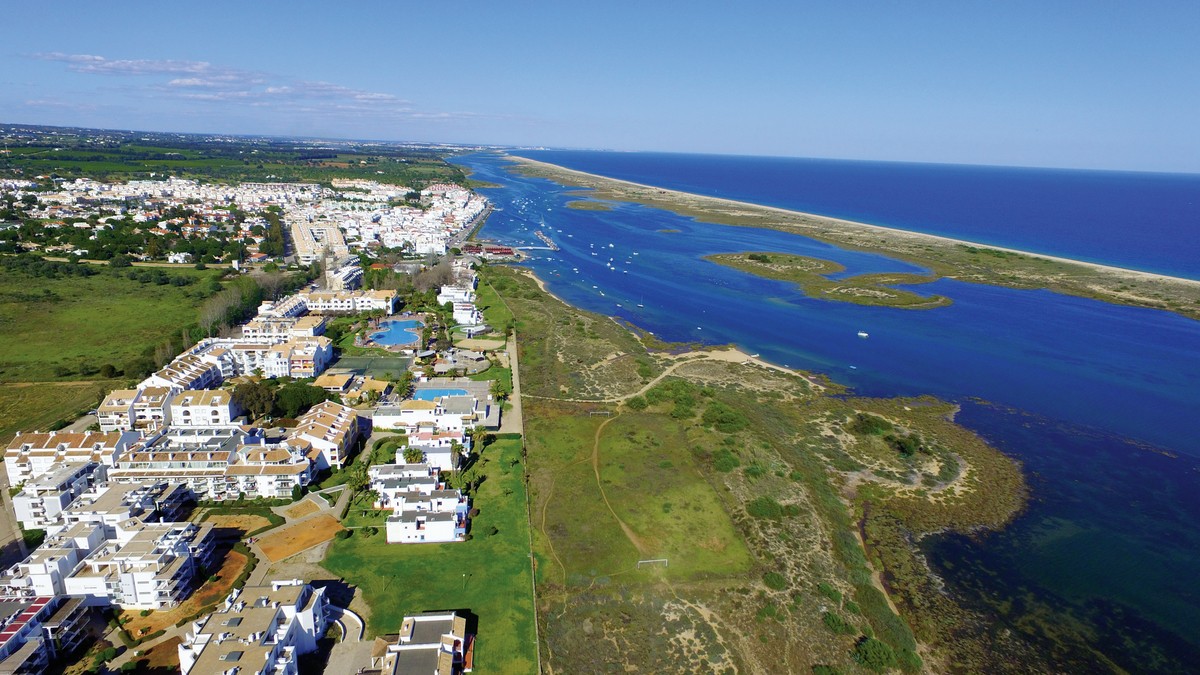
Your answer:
(2, 1), (1197, 172)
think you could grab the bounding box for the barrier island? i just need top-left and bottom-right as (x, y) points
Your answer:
(509, 155), (1200, 321)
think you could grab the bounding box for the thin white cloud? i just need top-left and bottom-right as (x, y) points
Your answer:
(27, 51), (502, 126)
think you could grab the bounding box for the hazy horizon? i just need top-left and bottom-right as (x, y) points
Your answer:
(3, 1), (1198, 173)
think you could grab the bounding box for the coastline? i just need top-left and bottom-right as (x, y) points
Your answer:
(518, 267), (828, 392)
(508, 155), (1200, 320)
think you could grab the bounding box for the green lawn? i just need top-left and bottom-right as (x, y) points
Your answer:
(322, 435), (538, 674)
(474, 276), (515, 331)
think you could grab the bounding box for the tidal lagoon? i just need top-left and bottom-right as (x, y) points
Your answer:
(454, 151), (1200, 669)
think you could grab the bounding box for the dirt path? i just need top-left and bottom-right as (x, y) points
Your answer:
(589, 414), (650, 556)
(523, 347), (824, 406)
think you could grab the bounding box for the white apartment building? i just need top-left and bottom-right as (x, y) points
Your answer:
(57, 481), (192, 535)
(64, 521), (217, 610)
(97, 386), (178, 433)
(170, 389), (243, 428)
(288, 401), (358, 471)
(178, 581), (328, 675)
(0, 596), (91, 675)
(12, 462), (101, 530)
(140, 353), (224, 391)
(401, 429), (468, 473)
(241, 315), (327, 341)
(0, 516), (214, 611)
(4, 430), (137, 486)
(373, 395), (499, 435)
(299, 289), (399, 315)
(451, 301), (483, 326)
(366, 611), (474, 674)
(109, 428), (314, 501)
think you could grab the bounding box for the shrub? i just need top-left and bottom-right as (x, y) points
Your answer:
(853, 637), (898, 672)
(817, 582), (843, 603)
(746, 496), (784, 519)
(335, 529), (353, 539)
(625, 396), (647, 410)
(763, 571), (787, 590)
(744, 464), (766, 479)
(485, 525), (499, 537)
(702, 401), (749, 433)
(847, 413), (892, 436)
(822, 611), (856, 635)
(844, 600), (861, 615)
(897, 647), (924, 672)
(712, 449), (740, 472)
(139, 609), (152, 617)
(812, 666), (843, 675)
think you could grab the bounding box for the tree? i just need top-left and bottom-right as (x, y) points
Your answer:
(346, 462), (368, 493)
(403, 447), (425, 464)
(275, 382), (332, 418)
(233, 381), (274, 420)
(853, 637), (897, 672)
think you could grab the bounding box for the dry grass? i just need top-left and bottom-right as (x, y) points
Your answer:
(283, 499), (320, 520)
(203, 513), (273, 536)
(124, 550), (249, 635)
(259, 515), (344, 562)
(139, 636), (182, 671)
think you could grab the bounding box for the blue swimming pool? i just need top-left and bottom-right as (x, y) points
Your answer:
(412, 388), (469, 401)
(370, 319), (424, 346)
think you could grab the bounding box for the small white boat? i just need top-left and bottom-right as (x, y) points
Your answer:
(857, 331), (869, 338)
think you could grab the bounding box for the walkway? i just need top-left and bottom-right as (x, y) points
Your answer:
(498, 332), (524, 435)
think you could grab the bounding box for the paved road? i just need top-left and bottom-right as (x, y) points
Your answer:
(498, 332), (524, 435)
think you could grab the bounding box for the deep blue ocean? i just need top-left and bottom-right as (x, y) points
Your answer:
(518, 150), (1200, 280)
(452, 152), (1200, 670)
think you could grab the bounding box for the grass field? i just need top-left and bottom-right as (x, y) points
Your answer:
(0, 381), (113, 442)
(0, 266), (218, 382)
(322, 435), (538, 675)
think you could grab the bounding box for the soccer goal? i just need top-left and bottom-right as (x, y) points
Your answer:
(636, 558), (669, 569)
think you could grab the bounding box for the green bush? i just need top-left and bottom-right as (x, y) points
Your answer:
(744, 464), (766, 479)
(817, 582), (843, 603)
(897, 647), (923, 672)
(822, 611), (856, 635)
(625, 396), (647, 410)
(847, 413), (892, 436)
(702, 401), (749, 433)
(746, 496), (784, 519)
(853, 637), (897, 672)
(335, 529), (353, 539)
(712, 449), (740, 472)
(763, 571), (787, 590)
(811, 666), (843, 675)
